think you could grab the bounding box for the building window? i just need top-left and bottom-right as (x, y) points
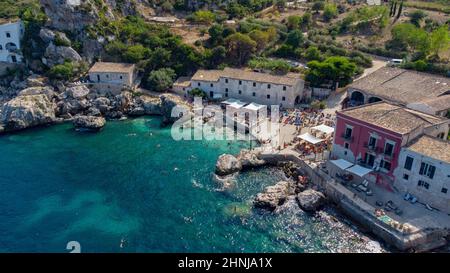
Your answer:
(267, 84), (271, 89)
(239, 80), (242, 85)
(253, 82), (256, 87)
(252, 92), (256, 97)
(6, 32), (11, 38)
(210, 83), (213, 87)
(0, 45), (2, 50)
(380, 159), (391, 171)
(419, 162), (436, 179)
(106, 74), (109, 78)
(198, 82), (201, 87)
(404, 156), (414, 171)
(418, 180), (430, 190)
(403, 174), (409, 180)
(283, 86), (286, 91)
(225, 88), (228, 92)
(267, 94), (270, 99)
(384, 142), (394, 156)
(442, 188), (448, 194)
(344, 126), (352, 139)
(344, 142), (349, 149)
(238, 90), (242, 94)
(119, 75), (123, 79)
(225, 91), (228, 97)
(225, 79), (228, 83)
(10, 55), (17, 63)
(368, 136), (377, 149)
(282, 96), (286, 101)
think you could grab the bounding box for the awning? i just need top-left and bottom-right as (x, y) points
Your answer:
(346, 164), (373, 178)
(227, 101), (247, 109)
(330, 159), (354, 170)
(221, 98), (239, 105)
(312, 124), (335, 134)
(244, 102), (265, 111)
(298, 133), (324, 144)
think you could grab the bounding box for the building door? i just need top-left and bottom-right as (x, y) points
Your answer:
(97, 75), (100, 82)
(365, 153), (375, 167)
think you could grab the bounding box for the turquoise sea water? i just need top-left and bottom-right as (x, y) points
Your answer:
(0, 117), (383, 253)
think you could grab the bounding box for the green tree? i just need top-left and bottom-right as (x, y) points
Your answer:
(304, 46), (322, 61)
(207, 46), (227, 68)
(48, 61), (74, 81)
(189, 10), (216, 25)
(306, 56), (357, 88)
(147, 68), (176, 92)
(397, 0), (403, 19)
(391, 23), (430, 54)
(323, 3), (338, 22)
(224, 33), (257, 65)
(208, 24), (224, 45)
(188, 88), (207, 98)
(286, 29), (304, 48)
(312, 1), (325, 13)
(275, 0), (286, 11)
(249, 29), (270, 52)
(409, 10), (427, 27)
(429, 24), (450, 58)
(287, 15), (302, 30)
(301, 12), (312, 28)
(123, 44), (151, 63)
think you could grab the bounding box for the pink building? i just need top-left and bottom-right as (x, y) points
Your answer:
(332, 102), (449, 189)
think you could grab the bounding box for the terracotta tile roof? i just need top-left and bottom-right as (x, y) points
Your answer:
(407, 135), (450, 163)
(349, 67), (450, 104)
(89, 62), (135, 74)
(173, 77), (191, 87)
(191, 68), (302, 86)
(416, 95), (450, 113)
(339, 102), (448, 134)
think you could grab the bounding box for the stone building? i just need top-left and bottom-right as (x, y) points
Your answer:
(185, 68), (305, 108)
(346, 67), (450, 117)
(88, 62), (136, 94)
(395, 136), (450, 213)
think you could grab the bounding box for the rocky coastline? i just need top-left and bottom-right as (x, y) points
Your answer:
(0, 75), (190, 134)
(214, 150), (327, 213)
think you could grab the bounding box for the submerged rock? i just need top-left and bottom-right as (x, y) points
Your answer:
(215, 154), (242, 176)
(212, 173), (237, 190)
(254, 181), (293, 211)
(73, 115), (105, 131)
(296, 189), (326, 212)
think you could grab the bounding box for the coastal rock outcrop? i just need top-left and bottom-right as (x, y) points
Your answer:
(0, 94), (56, 131)
(237, 149), (266, 169)
(73, 115), (106, 131)
(296, 189), (326, 212)
(254, 181), (293, 211)
(215, 154), (242, 176)
(65, 84), (90, 99)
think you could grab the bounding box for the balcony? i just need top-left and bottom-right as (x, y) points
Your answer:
(363, 142), (382, 153)
(340, 133), (354, 142)
(383, 152), (395, 159)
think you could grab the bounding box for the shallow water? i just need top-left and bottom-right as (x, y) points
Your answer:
(0, 117), (385, 252)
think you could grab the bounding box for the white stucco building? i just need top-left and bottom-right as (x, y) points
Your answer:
(185, 68), (305, 108)
(0, 20), (25, 63)
(394, 135), (450, 213)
